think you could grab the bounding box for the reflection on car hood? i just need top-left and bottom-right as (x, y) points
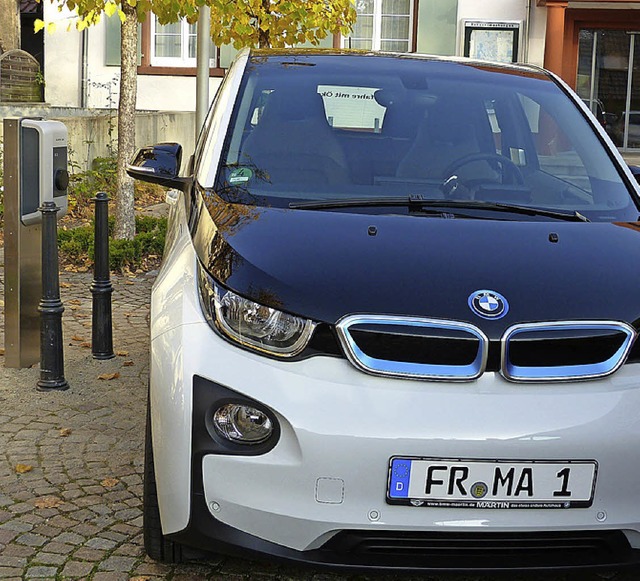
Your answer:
(194, 196), (640, 337)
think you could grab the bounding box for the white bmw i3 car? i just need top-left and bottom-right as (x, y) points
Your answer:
(128, 49), (640, 573)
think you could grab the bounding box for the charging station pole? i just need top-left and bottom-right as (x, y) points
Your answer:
(3, 117), (69, 374)
(3, 118), (41, 368)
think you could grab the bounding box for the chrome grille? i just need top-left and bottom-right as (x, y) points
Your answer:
(336, 315), (636, 383)
(502, 321), (636, 382)
(335, 315), (488, 381)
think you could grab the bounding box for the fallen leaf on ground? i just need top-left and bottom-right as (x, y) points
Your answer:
(34, 496), (64, 509)
(98, 372), (120, 381)
(116, 350), (129, 357)
(68, 299), (81, 305)
(123, 280), (134, 286)
(71, 335), (86, 342)
(59, 428), (72, 437)
(101, 477), (119, 488)
(123, 360), (134, 367)
(0, 348), (4, 356)
(80, 342), (92, 349)
(15, 464), (33, 474)
(60, 282), (72, 288)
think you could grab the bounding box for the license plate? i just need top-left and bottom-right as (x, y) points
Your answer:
(387, 457), (597, 509)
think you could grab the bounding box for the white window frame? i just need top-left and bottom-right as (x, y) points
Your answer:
(342, 0), (414, 52)
(150, 17), (216, 67)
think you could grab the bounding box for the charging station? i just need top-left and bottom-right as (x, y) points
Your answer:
(4, 118), (69, 369)
(20, 119), (69, 225)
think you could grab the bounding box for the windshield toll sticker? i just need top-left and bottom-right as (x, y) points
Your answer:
(229, 167), (253, 184)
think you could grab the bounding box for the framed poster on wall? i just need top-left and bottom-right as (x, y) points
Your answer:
(462, 21), (521, 64)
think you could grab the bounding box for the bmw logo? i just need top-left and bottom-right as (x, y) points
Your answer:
(468, 290), (509, 320)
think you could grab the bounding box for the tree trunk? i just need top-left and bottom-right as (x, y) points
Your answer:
(0, 0), (20, 53)
(114, 3), (138, 240)
(258, 0), (270, 48)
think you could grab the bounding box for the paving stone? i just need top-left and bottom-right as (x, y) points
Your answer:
(98, 555), (137, 572)
(72, 546), (107, 561)
(61, 560), (95, 577)
(24, 565), (59, 578)
(31, 551), (67, 565)
(53, 531), (86, 545)
(86, 537), (118, 550)
(15, 532), (48, 547)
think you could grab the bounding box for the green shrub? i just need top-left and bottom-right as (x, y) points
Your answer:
(67, 157), (117, 221)
(57, 215), (167, 271)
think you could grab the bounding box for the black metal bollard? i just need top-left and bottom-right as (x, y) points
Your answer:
(37, 201), (69, 391)
(91, 192), (115, 360)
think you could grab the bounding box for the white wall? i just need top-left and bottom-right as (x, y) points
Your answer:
(43, 3), (82, 106)
(43, 4), (221, 112)
(457, 0), (527, 23)
(528, 4), (547, 68)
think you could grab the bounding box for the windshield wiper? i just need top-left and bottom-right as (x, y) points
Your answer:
(289, 195), (590, 222)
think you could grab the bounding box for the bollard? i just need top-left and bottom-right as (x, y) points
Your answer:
(91, 192), (115, 360)
(37, 201), (69, 391)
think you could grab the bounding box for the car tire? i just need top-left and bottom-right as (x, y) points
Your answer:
(143, 396), (185, 563)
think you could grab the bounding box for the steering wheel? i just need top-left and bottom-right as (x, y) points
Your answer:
(440, 153), (525, 197)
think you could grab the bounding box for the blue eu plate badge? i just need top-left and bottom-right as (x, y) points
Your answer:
(389, 458), (412, 498)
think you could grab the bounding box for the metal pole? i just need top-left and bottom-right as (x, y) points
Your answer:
(91, 192), (115, 360)
(37, 201), (69, 391)
(3, 118), (41, 369)
(196, 5), (211, 137)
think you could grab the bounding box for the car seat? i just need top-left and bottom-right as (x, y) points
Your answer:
(239, 90), (350, 186)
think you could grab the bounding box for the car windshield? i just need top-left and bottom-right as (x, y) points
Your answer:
(212, 52), (639, 222)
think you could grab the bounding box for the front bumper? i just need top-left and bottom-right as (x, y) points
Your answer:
(163, 371), (640, 572)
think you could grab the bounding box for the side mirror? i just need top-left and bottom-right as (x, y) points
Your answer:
(126, 142), (190, 190)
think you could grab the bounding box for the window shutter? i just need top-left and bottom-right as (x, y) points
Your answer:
(105, 17), (143, 66)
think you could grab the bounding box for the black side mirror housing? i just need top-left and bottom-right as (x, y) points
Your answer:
(126, 142), (190, 190)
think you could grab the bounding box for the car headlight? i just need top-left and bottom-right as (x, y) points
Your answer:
(197, 261), (316, 357)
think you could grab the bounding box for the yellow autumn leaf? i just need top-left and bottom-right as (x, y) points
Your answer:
(116, 350), (129, 357)
(117, 9), (126, 23)
(34, 19), (45, 33)
(34, 496), (64, 509)
(104, 1), (117, 17)
(46, 22), (57, 34)
(101, 477), (119, 487)
(59, 428), (73, 437)
(123, 361), (135, 367)
(15, 464), (33, 474)
(98, 372), (120, 380)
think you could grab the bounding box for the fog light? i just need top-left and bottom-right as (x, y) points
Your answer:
(213, 404), (273, 444)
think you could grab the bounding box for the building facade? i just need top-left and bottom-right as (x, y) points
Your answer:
(37, 0), (640, 150)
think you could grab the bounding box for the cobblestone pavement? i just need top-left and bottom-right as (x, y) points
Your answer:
(0, 253), (638, 581)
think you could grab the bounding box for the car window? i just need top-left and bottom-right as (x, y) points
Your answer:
(210, 54), (638, 222)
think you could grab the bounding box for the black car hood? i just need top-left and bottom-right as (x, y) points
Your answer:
(194, 197), (640, 338)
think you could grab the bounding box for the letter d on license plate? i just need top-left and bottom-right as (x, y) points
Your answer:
(387, 457), (597, 509)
